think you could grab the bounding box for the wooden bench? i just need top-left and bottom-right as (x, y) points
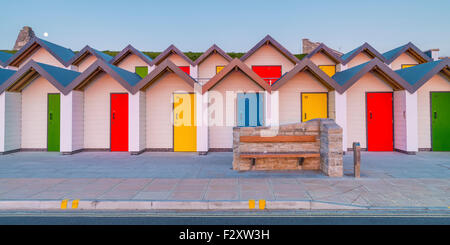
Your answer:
(239, 135), (320, 166)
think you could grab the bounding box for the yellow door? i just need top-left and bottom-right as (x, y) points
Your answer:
(173, 93), (197, 151)
(401, 64), (416, 69)
(318, 65), (336, 77)
(216, 66), (225, 74)
(301, 93), (328, 122)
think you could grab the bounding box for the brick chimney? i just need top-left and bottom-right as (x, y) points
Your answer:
(302, 38), (320, 54)
(302, 38), (343, 56)
(13, 26), (35, 50)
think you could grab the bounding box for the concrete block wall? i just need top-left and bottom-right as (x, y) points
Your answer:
(232, 119), (343, 176)
(319, 119), (343, 177)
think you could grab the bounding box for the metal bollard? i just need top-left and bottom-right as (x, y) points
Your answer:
(353, 142), (361, 178)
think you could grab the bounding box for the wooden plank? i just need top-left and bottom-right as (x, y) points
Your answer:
(240, 135), (316, 143)
(240, 153), (320, 158)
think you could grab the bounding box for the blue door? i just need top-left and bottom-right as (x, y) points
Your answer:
(237, 93), (264, 127)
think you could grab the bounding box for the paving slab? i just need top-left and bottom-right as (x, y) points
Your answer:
(0, 152), (448, 211)
(274, 191), (311, 200)
(205, 191), (239, 200)
(132, 191), (170, 200)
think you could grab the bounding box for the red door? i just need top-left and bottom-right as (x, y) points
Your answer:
(366, 92), (393, 151)
(178, 66), (190, 75)
(252, 66), (282, 85)
(111, 93), (128, 151)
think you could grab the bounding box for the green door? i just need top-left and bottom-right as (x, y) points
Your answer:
(47, 94), (60, 151)
(431, 92), (450, 151)
(135, 66), (148, 78)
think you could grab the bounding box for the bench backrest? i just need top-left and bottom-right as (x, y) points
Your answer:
(239, 135), (316, 143)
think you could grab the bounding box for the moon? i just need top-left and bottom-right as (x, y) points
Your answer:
(43, 32), (48, 37)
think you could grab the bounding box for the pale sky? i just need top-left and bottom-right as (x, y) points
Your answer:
(1, 0), (449, 56)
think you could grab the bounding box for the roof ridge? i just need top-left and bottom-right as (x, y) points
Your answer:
(202, 58), (271, 94)
(271, 57), (344, 93)
(132, 59), (197, 93)
(109, 44), (153, 66)
(151, 44), (194, 66)
(240, 35), (300, 64)
(382, 42), (432, 64)
(193, 44), (232, 66)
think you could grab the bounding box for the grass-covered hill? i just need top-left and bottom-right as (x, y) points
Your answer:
(1, 50), (307, 62)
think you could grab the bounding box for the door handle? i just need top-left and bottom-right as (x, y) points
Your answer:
(434, 111), (437, 119)
(49, 113), (53, 120)
(112, 112), (115, 119)
(304, 113), (307, 120)
(370, 112), (372, 119)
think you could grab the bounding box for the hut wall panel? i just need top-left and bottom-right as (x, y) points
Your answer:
(83, 73), (127, 149)
(346, 72), (393, 149)
(21, 76), (60, 148)
(208, 71), (264, 149)
(417, 74), (450, 149)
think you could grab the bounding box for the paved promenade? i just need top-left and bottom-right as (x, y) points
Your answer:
(0, 152), (448, 210)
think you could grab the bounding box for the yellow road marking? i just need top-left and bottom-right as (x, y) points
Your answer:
(249, 200), (255, 209)
(61, 199), (68, 209)
(259, 200), (266, 210)
(72, 200), (79, 209)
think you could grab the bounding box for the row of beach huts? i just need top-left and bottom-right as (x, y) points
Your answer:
(0, 35), (448, 154)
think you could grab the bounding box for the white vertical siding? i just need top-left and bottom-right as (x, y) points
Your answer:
(0, 92), (22, 152)
(277, 71), (328, 124)
(5, 92), (22, 151)
(405, 91), (418, 152)
(0, 93), (4, 151)
(72, 91), (84, 151)
(128, 92), (139, 152)
(21, 76), (60, 149)
(129, 91), (146, 152)
(139, 91), (146, 150)
(346, 72), (393, 149)
(264, 91), (271, 126)
(145, 72), (194, 149)
(417, 74), (450, 149)
(208, 71), (264, 149)
(270, 91), (279, 126)
(393, 90), (407, 151)
(83, 73), (128, 149)
(334, 91), (347, 152)
(197, 91), (208, 152)
(60, 92), (73, 152)
(190, 65), (198, 81)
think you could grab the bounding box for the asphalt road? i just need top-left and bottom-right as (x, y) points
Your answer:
(0, 210), (449, 225)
